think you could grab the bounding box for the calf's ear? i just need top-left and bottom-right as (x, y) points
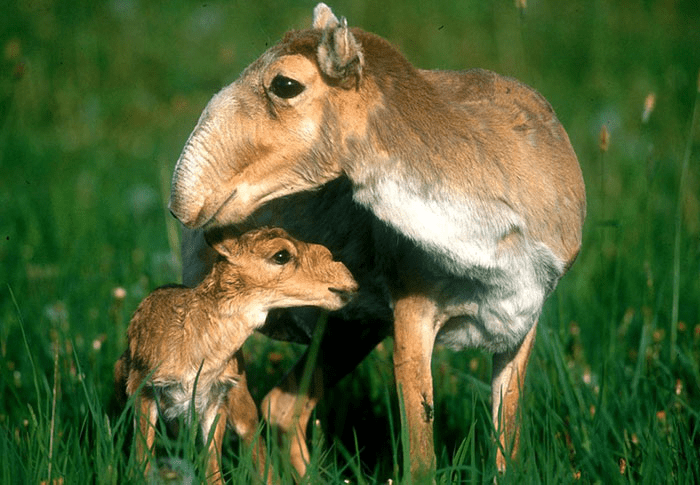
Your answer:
(315, 9), (363, 88)
(204, 227), (240, 261)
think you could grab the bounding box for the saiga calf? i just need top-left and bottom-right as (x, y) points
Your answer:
(169, 3), (586, 480)
(114, 228), (357, 484)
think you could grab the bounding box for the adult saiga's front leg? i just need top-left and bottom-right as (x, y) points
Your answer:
(491, 321), (537, 473)
(393, 293), (440, 482)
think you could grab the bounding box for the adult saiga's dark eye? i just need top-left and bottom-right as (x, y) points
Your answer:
(269, 75), (305, 99)
(272, 249), (292, 265)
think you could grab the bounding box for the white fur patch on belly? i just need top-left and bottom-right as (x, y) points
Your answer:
(155, 371), (236, 423)
(354, 176), (523, 274)
(354, 174), (563, 352)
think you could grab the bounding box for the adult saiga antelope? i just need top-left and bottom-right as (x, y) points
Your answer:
(169, 3), (585, 480)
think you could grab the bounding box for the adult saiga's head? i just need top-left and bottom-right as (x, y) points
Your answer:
(170, 3), (376, 229)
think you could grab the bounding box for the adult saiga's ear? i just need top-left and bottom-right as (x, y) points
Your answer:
(312, 2), (340, 29)
(313, 4), (364, 88)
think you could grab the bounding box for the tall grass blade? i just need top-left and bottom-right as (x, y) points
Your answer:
(7, 285), (45, 423)
(298, 313), (328, 400)
(384, 381), (400, 482)
(670, 70), (700, 363)
(47, 345), (59, 485)
(396, 383), (412, 485)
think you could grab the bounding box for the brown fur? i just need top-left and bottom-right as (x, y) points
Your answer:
(114, 228), (357, 484)
(169, 3), (586, 479)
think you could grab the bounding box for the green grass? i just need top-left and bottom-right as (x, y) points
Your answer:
(2, 0), (699, 483)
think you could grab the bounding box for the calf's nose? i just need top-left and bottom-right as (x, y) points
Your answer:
(328, 286), (358, 304)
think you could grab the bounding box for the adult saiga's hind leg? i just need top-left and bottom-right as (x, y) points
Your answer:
(491, 321), (537, 472)
(261, 315), (391, 479)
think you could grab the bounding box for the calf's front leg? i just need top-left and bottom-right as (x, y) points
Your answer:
(393, 294), (439, 482)
(491, 321), (537, 473)
(135, 394), (158, 477)
(224, 351), (275, 484)
(201, 406), (228, 485)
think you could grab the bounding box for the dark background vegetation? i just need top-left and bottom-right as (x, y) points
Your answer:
(1, 0), (699, 483)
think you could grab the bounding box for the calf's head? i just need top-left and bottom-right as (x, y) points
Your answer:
(207, 227), (358, 311)
(170, 3), (371, 228)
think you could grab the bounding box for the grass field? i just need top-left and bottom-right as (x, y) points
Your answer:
(2, 0), (699, 483)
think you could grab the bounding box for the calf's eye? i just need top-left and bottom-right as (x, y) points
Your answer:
(269, 75), (305, 99)
(272, 249), (292, 265)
